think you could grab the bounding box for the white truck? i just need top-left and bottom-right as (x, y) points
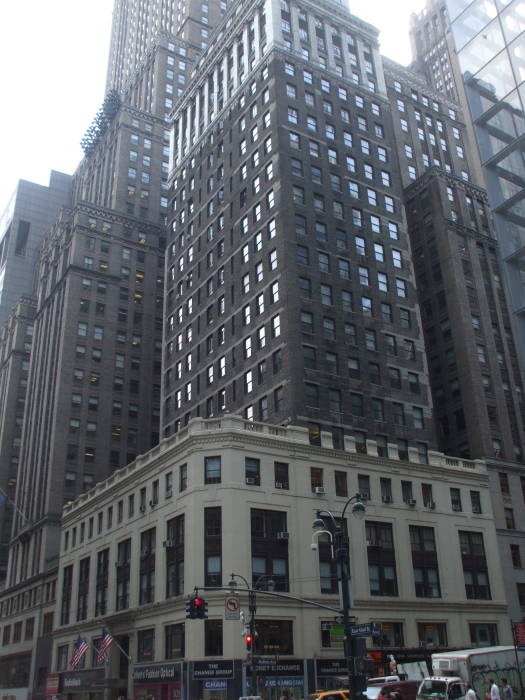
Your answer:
(416, 646), (525, 700)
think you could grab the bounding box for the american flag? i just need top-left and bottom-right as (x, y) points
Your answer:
(96, 628), (114, 664)
(70, 636), (89, 669)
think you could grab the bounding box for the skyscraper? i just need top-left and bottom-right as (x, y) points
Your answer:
(164, 0), (436, 462)
(0, 172), (72, 580)
(0, 0), (524, 698)
(411, 0), (525, 372)
(383, 53), (525, 621)
(0, 172), (72, 328)
(0, 1), (209, 692)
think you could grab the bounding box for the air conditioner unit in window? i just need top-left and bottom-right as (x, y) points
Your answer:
(149, 499), (158, 507)
(275, 482), (284, 489)
(166, 487), (173, 498)
(472, 506), (481, 514)
(452, 504), (462, 511)
(360, 492), (370, 501)
(139, 504), (146, 513)
(407, 498), (417, 506)
(382, 495), (393, 504)
(163, 540), (175, 548)
(277, 531), (289, 540)
(246, 477), (257, 485)
(426, 501), (436, 509)
(314, 486), (325, 495)
(366, 539), (379, 547)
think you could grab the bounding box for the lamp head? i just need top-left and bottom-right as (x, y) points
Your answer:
(351, 499), (366, 519)
(312, 517), (326, 530)
(267, 578), (275, 592)
(228, 576), (238, 593)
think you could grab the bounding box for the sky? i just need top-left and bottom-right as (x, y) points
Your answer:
(0, 0), (424, 210)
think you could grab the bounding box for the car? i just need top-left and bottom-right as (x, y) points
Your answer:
(365, 679), (421, 700)
(309, 691), (350, 700)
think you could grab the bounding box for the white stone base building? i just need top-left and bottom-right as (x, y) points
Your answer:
(53, 416), (510, 700)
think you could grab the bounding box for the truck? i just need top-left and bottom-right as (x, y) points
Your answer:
(416, 646), (525, 700)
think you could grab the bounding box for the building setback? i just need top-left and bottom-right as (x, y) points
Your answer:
(52, 416), (510, 700)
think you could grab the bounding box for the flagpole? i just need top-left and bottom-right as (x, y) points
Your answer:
(106, 632), (132, 662)
(0, 485), (29, 524)
(112, 637), (132, 662)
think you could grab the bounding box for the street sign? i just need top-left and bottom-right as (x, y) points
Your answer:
(224, 595), (240, 620)
(330, 623), (345, 648)
(350, 623), (381, 637)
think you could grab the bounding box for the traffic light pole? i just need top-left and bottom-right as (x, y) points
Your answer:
(248, 589), (257, 694)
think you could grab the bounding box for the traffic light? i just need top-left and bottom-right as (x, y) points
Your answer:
(245, 633), (253, 651)
(186, 596), (208, 619)
(194, 596), (208, 619)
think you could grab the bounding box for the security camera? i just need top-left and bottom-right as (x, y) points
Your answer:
(311, 542), (318, 551)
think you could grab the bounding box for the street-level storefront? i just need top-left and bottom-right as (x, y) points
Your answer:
(246, 659), (305, 700)
(133, 661), (183, 700)
(60, 669), (105, 700)
(313, 659), (348, 691)
(191, 660), (237, 700)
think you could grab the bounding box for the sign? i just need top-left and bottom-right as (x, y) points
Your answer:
(316, 659), (347, 676)
(247, 678), (304, 688)
(61, 669), (104, 692)
(203, 680), (228, 690)
(247, 660), (304, 676)
(514, 623), (525, 650)
(193, 660), (235, 680)
(133, 662), (182, 683)
(351, 623), (381, 638)
(225, 595), (240, 620)
(46, 674), (60, 696)
(330, 623), (345, 648)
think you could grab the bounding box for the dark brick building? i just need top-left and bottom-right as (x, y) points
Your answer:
(384, 58), (525, 621)
(164, 0), (436, 462)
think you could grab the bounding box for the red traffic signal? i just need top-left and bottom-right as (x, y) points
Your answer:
(186, 596), (208, 619)
(245, 633), (253, 650)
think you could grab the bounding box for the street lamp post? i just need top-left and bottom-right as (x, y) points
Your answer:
(312, 493), (366, 700)
(229, 572), (275, 695)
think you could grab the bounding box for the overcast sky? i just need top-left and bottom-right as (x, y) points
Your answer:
(0, 0), (424, 210)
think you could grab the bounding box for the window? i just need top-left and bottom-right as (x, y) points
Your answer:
(366, 521), (398, 596)
(335, 471), (348, 497)
(137, 628), (155, 662)
(511, 544), (522, 568)
(410, 526), (440, 598)
(205, 456), (221, 484)
(460, 531), (490, 600)
(451, 488), (462, 512)
(275, 462), (289, 490)
(244, 457), (261, 486)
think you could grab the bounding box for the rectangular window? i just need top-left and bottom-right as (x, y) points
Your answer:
(274, 462), (289, 490)
(366, 521), (398, 596)
(245, 457), (261, 486)
(139, 528), (156, 605)
(166, 515), (184, 598)
(165, 623), (185, 659)
(459, 531), (490, 600)
(205, 456), (221, 484)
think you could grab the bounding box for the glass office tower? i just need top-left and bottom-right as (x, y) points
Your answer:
(446, 0), (525, 363)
